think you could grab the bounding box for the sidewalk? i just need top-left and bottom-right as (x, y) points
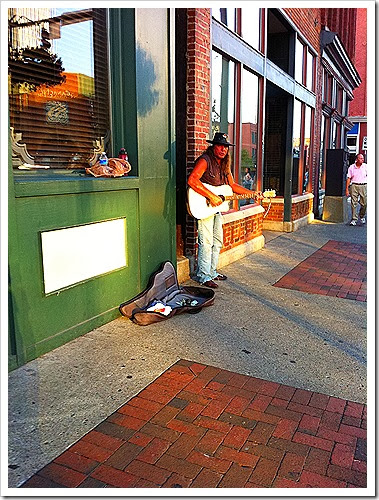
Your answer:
(7, 220), (370, 491)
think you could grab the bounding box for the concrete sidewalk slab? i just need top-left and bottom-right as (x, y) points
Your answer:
(7, 220), (369, 490)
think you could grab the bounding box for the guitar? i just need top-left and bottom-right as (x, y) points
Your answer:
(187, 183), (276, 220)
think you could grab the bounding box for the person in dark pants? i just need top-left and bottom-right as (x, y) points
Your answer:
(346, 153), (367, 226)
(187, 132), (262, 289)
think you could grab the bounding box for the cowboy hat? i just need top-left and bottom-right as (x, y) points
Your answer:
(206, 132), (235, 146)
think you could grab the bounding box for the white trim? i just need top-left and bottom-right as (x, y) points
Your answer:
(261, 193), (314, 205)
(348, 117), (367, 123)
(222, 204), (264, 224)
(218, 234), (265, 268)
(263, 212), (314, 232)
(292, 193), (314, 204)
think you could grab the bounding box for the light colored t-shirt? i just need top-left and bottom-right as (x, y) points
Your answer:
(347, 163), (367, 184)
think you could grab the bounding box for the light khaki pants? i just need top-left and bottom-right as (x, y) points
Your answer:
(350, 183), (367, 221)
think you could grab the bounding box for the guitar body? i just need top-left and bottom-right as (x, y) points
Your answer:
(187, 183), (234, 219)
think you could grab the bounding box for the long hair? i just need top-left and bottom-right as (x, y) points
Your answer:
(205, 145), (231, 177)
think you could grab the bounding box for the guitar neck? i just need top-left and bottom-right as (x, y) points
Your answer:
(224, 194), (253, 201)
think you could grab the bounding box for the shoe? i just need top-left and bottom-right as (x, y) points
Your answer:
(202, 280), (218, 289)
(214, 274), (227, 281)
(350, 220), (357, 226)
(360, 217), (366, 224)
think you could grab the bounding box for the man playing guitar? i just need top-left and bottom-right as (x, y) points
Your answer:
(187, 132), (262, 289)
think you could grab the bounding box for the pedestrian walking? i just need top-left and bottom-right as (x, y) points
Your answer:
(346, 153), (367, 226)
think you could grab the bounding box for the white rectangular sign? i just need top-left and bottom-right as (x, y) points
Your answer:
(41, 219), (127, 294)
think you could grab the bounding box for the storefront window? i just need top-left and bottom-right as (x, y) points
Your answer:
(211, 51), (235, 168)
(306, 50), (314, 91)
(331, 120), (337, 148)
(336, 84), (343, 113)
(292, 99), (302, 194)
(9, 7), (110, 170)
(342, 91), (347, 116)
(303, 105), (311, 192)
(239, 68), (259, 207)
(295, 38), (304, 84)
(322, 68), (333, 105)
(241, 7), (260, 51)
(212, 8), (236, 31)
(331, 80), (337, 109)
(319, 115), (325, 189)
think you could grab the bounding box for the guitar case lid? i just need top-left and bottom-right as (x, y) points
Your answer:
(119, 261), (215, 326)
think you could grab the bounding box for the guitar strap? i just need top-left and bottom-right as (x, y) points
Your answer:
(262, 198), (272, 218)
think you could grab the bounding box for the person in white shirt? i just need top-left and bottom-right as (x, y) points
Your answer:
(345, 153), (367, 226)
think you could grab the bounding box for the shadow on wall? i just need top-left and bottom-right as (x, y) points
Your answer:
(136, 44), (160, 117)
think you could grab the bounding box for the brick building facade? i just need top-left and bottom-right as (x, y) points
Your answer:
(179, 7), (363, 276)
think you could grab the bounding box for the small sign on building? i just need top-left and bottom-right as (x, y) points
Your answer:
(362, 136), (367, 150)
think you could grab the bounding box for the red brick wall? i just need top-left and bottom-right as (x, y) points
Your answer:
(261, 201), (284, 223)
(185, 9), (212, 267)
(221, 214), (263, 253)
(261, 197), (313, 223)
(283, 8), (321, 50)
(349, 8), (367, 118)
(319, 8), (357, 62)
(291, 199), (314, 220)
(186, 8), (211, 166)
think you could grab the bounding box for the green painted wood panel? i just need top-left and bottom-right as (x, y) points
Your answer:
(10, 189), (140, 364)
(135, 9), (176, 282)
(108, 8), (176, 285)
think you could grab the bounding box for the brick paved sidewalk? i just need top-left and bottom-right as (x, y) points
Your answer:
(274, 240), (367, 301)
(21, 360), (367, 489)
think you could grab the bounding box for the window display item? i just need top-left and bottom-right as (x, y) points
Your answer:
(85, 157), (131, 177)
(99, 152), (109, 166)
(118, 148), (129, 161)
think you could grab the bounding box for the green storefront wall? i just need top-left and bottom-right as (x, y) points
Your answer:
(8, 8), (176, 370)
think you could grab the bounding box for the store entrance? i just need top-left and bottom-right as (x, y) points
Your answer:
(264, 82), (292, 197)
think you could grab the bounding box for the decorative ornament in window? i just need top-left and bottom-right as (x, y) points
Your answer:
(45, 101), (69, 124)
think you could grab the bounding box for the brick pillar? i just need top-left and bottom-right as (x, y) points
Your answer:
(185, 8), (211, 274)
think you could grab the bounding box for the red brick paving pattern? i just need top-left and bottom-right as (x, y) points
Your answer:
(21, 360), (367, 489)
(273, 240), (367, 301)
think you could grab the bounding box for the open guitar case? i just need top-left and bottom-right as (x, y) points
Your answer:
(119, 261), (215, 326)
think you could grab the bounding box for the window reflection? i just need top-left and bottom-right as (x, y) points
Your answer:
(318, 115), (326, 216)
(306, 50), (314, 90)
(212, 8), (236, 31)
(332, 120), (337, 148)
(303, 105), (311, 192)
(292, 99), (302, 194)
(9, 7), (110, 169)
(239, 68), (259, 207)
(241, 7), (260, 51)
(295, 38), (304, 83)
(211, 51), (235, 172)
(319, 115), (325, 189)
